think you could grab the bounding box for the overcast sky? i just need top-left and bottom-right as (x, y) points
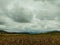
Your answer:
(0, 0), (60, 33)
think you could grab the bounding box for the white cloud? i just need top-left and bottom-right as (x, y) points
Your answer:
(0, 0), (60, 33)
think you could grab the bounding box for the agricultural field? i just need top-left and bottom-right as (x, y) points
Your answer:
(0, 33), (60, 45)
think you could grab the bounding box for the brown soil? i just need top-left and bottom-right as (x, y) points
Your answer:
(0, 34), (60, 45)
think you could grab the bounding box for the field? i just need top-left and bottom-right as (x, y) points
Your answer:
(0, 33), (60, 45)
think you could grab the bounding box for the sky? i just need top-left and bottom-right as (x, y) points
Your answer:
(0, 0), (60, 33)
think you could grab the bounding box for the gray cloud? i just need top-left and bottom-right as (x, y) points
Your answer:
(0, 0), (60, 33)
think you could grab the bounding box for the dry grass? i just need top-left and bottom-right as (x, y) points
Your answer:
(0, 33), (60, 45)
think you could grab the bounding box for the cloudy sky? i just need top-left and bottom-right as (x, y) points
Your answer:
(0, 0), (60, 33)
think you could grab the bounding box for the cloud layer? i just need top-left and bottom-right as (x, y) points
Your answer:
(0, 0), (60, 33)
